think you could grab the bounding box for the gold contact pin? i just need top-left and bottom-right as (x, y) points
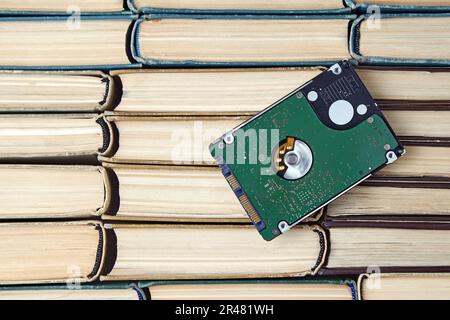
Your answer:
(239, 194), (261, 224)
(226, 174), (240, 190)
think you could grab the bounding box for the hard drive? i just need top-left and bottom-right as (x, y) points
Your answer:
(209, 60), (405, 241)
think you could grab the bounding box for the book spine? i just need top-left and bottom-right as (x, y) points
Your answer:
(87, 223), (107, 281)
(100, 73), (115, 112)
(311, 225), (328, 276)
(349, 14), (365, 64)
(100, 225), (118, 279)
(97, 115), (121, 156)
(356, 273), (367, 300)
(102, 167), (121, 217)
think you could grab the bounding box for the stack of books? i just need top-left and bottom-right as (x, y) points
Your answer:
(0, 0), (449, 300)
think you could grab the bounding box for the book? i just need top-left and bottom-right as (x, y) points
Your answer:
(2, 221), (450, 283)
(7, 163), (448, 222)
(0, 165), (109, 219)
(346, 0), (450, 12)
(103, 163), (323, 222)
(103, 164), (450, 222)
(321, 219), (450, 275)
(0, 279), (357, 300)
(104, 164), (251, 222)
(356, 67), (450, 107)
(382, 111), (450, 141)
(101, 116), (450, 178)
(0, 15), (353, 68)
(358, 273), (450, 300)
(127, 0), (350, 14)
(132, 15), (353, 66)
(4, 15), (450, 68)
(0, 1), (126, 13)
(1, 97), (448, 165)
(143, 277), (357, 300)
(0, 71), (113, 112)
(0, 284), (144, 300)
(377, 145), (450, 178)
(98, 221), (450, 280)
(142, 279), (357, 300)
(0, 115), (110, 160)
(351, 14), (450, 65)
(0, 221), (104, 284)
(111, 68), (323, 114)
(0, 16), (135, 69)
(111, 67), (450, 114)
(0, 163), (321, 222)
(100, 223), (327, 280)
(327, 178), (450, 218)
(4, 67), (450, 113)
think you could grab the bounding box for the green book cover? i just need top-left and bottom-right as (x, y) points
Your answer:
(0, 282), (145, 300)
(127, 0), (351, 15)
(345, 0), (450, 13)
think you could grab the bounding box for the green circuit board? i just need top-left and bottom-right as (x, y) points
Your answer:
(210, 62), (404, 241)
